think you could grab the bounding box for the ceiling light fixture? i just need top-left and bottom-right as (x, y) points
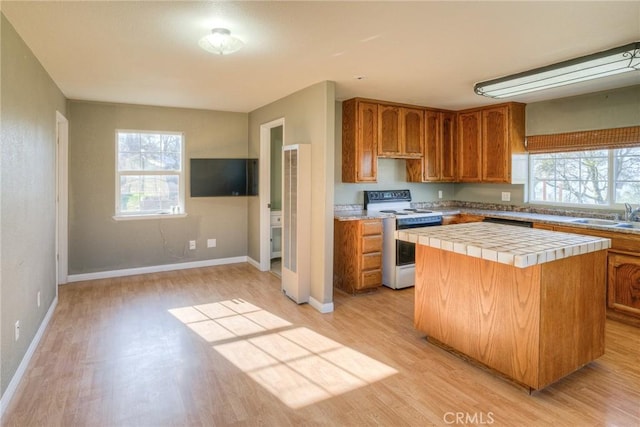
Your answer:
(198, 28), (244, 55)
(474, 42), (640, 99)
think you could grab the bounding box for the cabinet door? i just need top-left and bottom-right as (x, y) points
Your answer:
(457, 111), (482, 182)
(482, 106), (510, 182)
(423, 110), (440, 181)
(402, 108), (424, 157)
(378, 105), (401, 156)
(356, 102), (378, 181)
(608, 253), (640, 318)
(440, 112), (457, 181)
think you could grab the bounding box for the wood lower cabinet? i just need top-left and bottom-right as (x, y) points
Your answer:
(342, 99), (378, 182)
(334, 218), (383, 293)
(406, 110), (456, 182)
(441, 213), (485, 225)
(534, 223), (640, 326)
(608, 252), (640, 319)
(415, 244), (606, 390)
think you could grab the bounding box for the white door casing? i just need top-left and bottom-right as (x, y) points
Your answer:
(56, 111), (69, 287)
(259, 118), (285, 272)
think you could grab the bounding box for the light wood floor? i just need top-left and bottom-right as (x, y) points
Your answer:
(3, 263), (639, 426)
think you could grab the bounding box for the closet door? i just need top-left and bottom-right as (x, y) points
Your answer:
(282, 144), (310, 303)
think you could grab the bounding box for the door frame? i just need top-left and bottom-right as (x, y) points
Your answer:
(56, 111), (69, 287)
(259, 118), (285, 272)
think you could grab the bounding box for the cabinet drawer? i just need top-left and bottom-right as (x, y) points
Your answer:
(360, 269), (382, 289)
(362, 235), (382, 253)
(361, 220), (382, 236)
(362, 252), (381, 270)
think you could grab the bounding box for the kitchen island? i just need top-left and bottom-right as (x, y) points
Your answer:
(397, 222), (611, 391)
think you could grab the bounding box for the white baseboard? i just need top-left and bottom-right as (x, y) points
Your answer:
(0, 296), (58, 417)
(246, 257), (261, 270)
(309, 296), (334, 313)
(66, 256), (249, 283)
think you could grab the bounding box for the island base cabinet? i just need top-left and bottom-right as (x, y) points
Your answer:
(414, 245), (606, 391)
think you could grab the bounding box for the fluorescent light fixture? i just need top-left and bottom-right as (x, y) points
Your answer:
(474, 42), (640, 98)
(199, 28), (244, 55)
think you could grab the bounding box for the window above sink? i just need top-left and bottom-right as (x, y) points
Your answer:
(530, 147), (640, 209)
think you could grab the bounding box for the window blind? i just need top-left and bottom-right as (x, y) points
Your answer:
(526, 125), (640, 153)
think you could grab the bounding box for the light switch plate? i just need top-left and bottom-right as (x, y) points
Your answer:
(501, 192), (511, 202)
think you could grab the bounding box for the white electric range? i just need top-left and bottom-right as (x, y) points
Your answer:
(364, 190), (443, 289)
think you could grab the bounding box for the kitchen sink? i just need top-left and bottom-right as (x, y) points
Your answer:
(568, 218), (621, 226)
(613, 222), (640, 229)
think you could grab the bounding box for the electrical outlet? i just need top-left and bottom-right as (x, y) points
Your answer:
(15, 321), (20, 341)
(438, 190), (443, 199)
(501, 192), (511, 202)
(207, 239), (217, 248)
(189, 240), (196, 250)
(37, 291), (41, 308)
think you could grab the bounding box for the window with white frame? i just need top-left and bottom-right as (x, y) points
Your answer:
(530, 146), (640, 207)
(116, 130), (184, 217)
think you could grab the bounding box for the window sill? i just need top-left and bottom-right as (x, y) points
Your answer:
(112, 213), (188, 221)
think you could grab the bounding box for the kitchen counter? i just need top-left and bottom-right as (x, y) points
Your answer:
(411, 221), (608, 391)
(333, 210), (388, 221)
(396, 222), (611, 268)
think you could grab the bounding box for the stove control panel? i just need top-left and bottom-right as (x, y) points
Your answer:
(396, 215), (443, 227)
(364, 189), (411, 206)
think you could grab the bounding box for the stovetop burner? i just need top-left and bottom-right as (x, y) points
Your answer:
(402, 208), (433, 213)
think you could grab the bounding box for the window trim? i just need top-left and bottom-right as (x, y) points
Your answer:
(114, 129), (186, 219)
(528, 148), (638, 209)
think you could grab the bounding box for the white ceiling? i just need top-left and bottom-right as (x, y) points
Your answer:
(3, 1), (640, 113)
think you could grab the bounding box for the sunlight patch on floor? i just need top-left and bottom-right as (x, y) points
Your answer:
(169, 299), (398, 409)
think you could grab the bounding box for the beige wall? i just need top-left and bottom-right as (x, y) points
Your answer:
(1, 14), (67, 395)
(248, 81), (335, 306)
(526, 84), (640, 135)
(67, 101), (249, 274)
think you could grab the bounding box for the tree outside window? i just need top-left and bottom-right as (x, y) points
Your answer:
(530, 147), (640, 206)
(116, 130), (184, 216)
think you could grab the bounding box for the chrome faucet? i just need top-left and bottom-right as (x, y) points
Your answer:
(624, 203), (640, 222)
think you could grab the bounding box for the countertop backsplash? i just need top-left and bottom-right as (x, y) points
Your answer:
(335, 201), (622, 221)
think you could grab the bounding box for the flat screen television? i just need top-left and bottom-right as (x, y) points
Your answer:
(190, 158), (258, 197)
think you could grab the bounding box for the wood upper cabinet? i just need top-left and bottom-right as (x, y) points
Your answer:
(402, 108), (424, 157)
(608, 252), (640, 319)
(378, 105), (401, 155)
(342, 98), (378, 182)
(440, 111), (457, 181)
(457, 102), (525, 183)
(406, 110), (457, 182)
(457, 110), (482, 182)
(378, 104), (424, 158)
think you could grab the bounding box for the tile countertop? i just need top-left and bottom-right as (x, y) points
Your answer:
(396, 222), (611, 269)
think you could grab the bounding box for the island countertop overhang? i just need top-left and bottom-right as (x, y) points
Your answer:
(396, 222), (611, 268)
